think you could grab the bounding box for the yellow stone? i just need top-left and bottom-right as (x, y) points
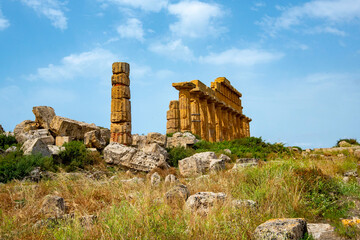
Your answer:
(111, 85), (130, 99)
(111, 73), (130, 86)
(112, 62), (129, 75)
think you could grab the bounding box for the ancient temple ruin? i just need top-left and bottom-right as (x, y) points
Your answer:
(110, 62), (132, 145)
(167, 77), (251, 142)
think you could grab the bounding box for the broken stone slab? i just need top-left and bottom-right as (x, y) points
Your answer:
(141, 143), (168, 161)
(100, 128), (111, 144)
(185, 192), (227, 216)
(41, 195), (66, 218)
(50, 116), (99, 140)
(13, 120), (38, 143)
(164, 174), (179, 185)
(32, 106), (56, 129)
(178, 152), (218, 177)
(253, 218), (308, 240)
(307, 223), (339, 240)
(151, 172), (161, 186)
(165, 184), (190, 207)
(104, 143), (169, 172)
(146, 132), (166, 147)
(14, 127), (54, 145)
(131, 134), (147, 148)
(166, 132), (198, 148)
(21, 138), (51, 157)
(84, 130), (106, 150)
(5, 146), (17, 153)
(219, 154), (231, 163)
(209, 159), (226, 172)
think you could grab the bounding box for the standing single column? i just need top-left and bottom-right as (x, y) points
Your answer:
(110, 62), (132, 145)
(221, 106), (228, 141)
(199, 95), (209, 141)
(190, 92), (201, 136)
(215, 103), (223, 142)
(207, 99), (216, 142)
(173, 82), (195, 133)
(227, 110), (233, 140)
(166, 100), (180, 134)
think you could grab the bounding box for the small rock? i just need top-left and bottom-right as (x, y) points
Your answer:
(41, 195), (66, 218)
(307, 223), (338, 240)
(232, 199), (257, 209)
(164, 174), (179, 184)
(224, 149), (231, 154)
(151, 172), (161, 186)
(87, 148), (98, 153)
(23, 167), (51, 182)
(209, 159), (225, 172)
(165, 184), (190, 207)
(178, 152), (218, 177)
(5, 146), (17, 153)
(254, 218), (308, 240)
(339, 141), (352, 147)
(120, 177), (145, 185)
(344, 170), (358, 177)
(80, 215), (97, 228)
(185, 192), (227, 216)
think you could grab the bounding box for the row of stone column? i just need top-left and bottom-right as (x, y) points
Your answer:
(110, 62), (132, 145)
(167, 86), (251, 142)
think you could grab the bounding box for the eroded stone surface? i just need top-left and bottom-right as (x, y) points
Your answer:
(21, 138), (51, 157)
(165, 184), (190, 207)
(32, 106), (56, 129)
(41, 195), (66, 218)
(84, 130), (106, 150)
(146, 132), (166, 147)
(14, 120), (38, 143)
(151, 172), (161, 186)
(254, 218), (308, 240)
(307, 223), (340, 240)
(50, 116), (99, 140)
(166, 132), (198, 148)
(185, 192), (226, 216)
(178, 152), (218, 177)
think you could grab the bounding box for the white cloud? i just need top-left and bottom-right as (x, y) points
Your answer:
(20, 0), (68, 30)
(0, 9), (10, 30)
(168, 1), (225, 38)
(117, 18), (144, 41)
(251, 2), (266, 11)
(101, 0), (168, 12)
(312, 26), (347, 36)
(27, 48), (117, 82)
(199, 48), (283, 66)
(149, 39), (195, 61)
(260, 0), (360, 36)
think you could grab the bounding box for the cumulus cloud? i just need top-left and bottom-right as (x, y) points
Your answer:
(0, 9), (10, 30)
(260, 0), (360, 36)
(19, 0), (68, 30)
(27, 48), (117, 82)
(199, 48), (283, 66)
(149, 39), (195, 61)
(100, 0), (168, 12)
(117, 18), (144, 41)
(168, 1), (225, 38)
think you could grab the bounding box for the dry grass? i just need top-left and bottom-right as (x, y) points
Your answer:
(0, 154), (359, 239)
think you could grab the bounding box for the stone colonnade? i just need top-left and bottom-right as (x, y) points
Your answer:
(110, 62), (132, 145)
(166, 77), (251, 142)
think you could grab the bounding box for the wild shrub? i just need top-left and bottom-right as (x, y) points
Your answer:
(336, 138), (359, 147)
(58, 141), (94, 172)
(0, 134), (17, 150)
(166, 147), (195, 167)
(0, 150), (55, 183)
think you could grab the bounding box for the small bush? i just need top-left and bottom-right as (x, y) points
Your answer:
(336, 138), (359, 147)
(166, 147), (195, 167)
(58, 141), (94, 172)
(0, 134), (17, 150)
(0, 150), (55, 183)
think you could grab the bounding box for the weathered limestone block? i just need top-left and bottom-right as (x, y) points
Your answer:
(15, 128), (54, 145)
(166, 119), (180, 129)
(111, 73), (130, 85)
(166, 132), (198, 148)
(47, 145), (64, 155)
(50, 116), (99, 140)
(131, 134), (147, 148)
(164, 174), (179, 184)
(307, 223), (338, 240)
(254, 218), (308, 240)
(14, 120), (37, 143)
(55, 136), (71, 146)
(21, 138), (51, 157)
(32, 106), (56, 129)
(110, 122), (131, 133)
(111, 98), (131, 112)
(111, 132), (132, 145)
(141, 143), (168, 161)
(112, 62), (130, 76)
(185, 192), (226, 216)
(167, 109), (180, 119)
(146, 132), (166, 147)
(209, 159), (225, 172)
(232, 199), (257, 209)
(165, 184), (190, 207)
(178, 152), (218, 177)
(41, 195), (66, 218)
(84, 130), (106, 150)
(104, 143), (169, 172)
(111, 111), (131, 123)
(100, 128), (111, 144)
(111, 85), (130, 99)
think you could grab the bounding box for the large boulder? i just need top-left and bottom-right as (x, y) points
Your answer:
(178, 152), (218, 177)
(84, 130), (106, 150)
(141, 143), (168, 161)
(104, 143), (169, 172)
(254, 218), (308, 240)
(132, 134), (147, 148)
(21, 138), (51, 157)
(166, 132), (198, 148)
(13, 120), (37, 143)
(50, 116), (99, 140)
(185, 192), (226, 216)
(146, 132), (166, 147)
(32, 106), (56, 129)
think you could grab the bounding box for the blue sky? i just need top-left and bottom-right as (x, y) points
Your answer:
(0, 0), (359, 148)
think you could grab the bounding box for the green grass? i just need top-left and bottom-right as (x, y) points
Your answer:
(0, 134), (17, 150)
